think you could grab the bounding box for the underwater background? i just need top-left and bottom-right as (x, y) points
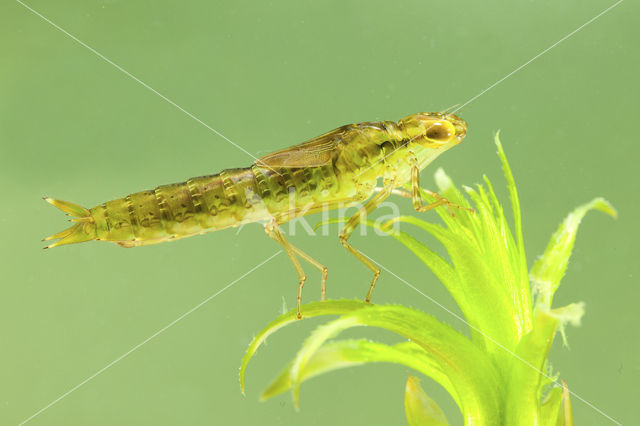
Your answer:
(1, 0), (637, 424)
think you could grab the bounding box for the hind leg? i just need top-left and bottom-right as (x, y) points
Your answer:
(264, 220), (327, 319)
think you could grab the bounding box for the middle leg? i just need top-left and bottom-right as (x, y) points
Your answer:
(339, 187), (392, 303)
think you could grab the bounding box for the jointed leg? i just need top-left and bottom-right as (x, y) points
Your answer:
(289, 244), (328, 301)
(339, 187), (392, 303)
(264, 220), (327, 319)
(373, 187), (412, 199)
(410, 160), (472, 215)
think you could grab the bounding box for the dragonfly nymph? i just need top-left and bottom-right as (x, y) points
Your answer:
(44, 112), (468, 318)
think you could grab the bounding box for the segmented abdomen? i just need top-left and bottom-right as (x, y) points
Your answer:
(91, 162), (343, 247)
(92, 169), (260, 246)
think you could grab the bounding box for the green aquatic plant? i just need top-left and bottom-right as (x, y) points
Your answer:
(240, 135), (616, 425)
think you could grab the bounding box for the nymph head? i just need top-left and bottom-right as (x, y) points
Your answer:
(398, 112), (467, 148)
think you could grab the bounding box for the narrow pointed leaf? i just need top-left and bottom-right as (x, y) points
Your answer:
(494, 133), (526, 276)
(268, 302), (500, 424)
(262, 339), (458, 408)
(464, 183), (531, 335)
(504, 311), (559, 424)
(531, 198), (617, 309)
(495, 136), (533, 333)
(288, 316), (361, 408)
(432, 168), (476, 232)
(368, 222), (468, 317)
(433, 169), (485, 241)
(285, 313), (457, 410)
(243, 301), (499, 424)
(387, 215), (521, 354)
(560, 380), (574, 426)
(240, 300), (371, 394)
(405, 376), (449, 426)
(541, 387), (563, 426)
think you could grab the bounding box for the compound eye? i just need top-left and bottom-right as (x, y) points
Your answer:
(425, 122), (454, 142)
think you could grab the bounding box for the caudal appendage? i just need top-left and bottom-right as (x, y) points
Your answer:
(43, 197), (96, 248)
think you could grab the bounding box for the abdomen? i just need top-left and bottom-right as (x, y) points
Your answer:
(92, 168), (268, 247)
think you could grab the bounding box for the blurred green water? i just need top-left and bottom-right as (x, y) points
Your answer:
(1, 0), (637, 425)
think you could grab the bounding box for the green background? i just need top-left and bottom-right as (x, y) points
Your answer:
(1, 0), (637, 424)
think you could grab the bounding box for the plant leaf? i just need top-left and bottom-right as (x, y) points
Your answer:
(405, 376), (449, 426)
(531, 198), (617, 310)
(540, 381), (574, 426)
(541, 386), (563, 426)
(240, 300), (372, 394)
(288, 315), (361, 408)
(367, 220), (468, 318)
(384, 215), (521, 357)
(560, 380), (574, 426)
(491, 135), (533, 333)
(494, 133), (527, 285)
(243, 301), (502, 424)
(284, 313), (456, 410)
(431, 168), (475, 231)
(262, 339), (458, 408)
(504, 311), (559, 424)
